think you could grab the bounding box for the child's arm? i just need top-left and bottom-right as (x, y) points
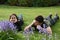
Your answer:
(46, 26), (52, 35)
(24, 20), (36, 31)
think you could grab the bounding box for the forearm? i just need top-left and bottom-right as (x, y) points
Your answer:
(24, 20), (35, 31)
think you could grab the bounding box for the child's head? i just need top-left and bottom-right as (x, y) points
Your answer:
(34, 15), (44, 26)
(9, 14), (18, 23)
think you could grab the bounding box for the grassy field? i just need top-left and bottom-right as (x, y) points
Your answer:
(0, 5), (60, 40)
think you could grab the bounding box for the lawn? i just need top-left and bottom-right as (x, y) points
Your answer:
(0, 5), (60, 40)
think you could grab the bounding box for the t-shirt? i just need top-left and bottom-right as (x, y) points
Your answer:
(31, 22), (49, 31)
(14, 20), (23, 31)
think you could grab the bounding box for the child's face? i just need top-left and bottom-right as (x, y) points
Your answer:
(9, 15), (18, 23)
(34, 20), (41, 26)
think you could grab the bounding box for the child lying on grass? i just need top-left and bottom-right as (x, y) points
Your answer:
(24, 14), (59, 35)
(0, 13), (24, 32)
(9, 14), (24, 31)
(24, 15), (52, 35)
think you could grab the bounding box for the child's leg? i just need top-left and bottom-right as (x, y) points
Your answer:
(45, 14), (54, 26)
(18, 14), (23, 21)
(50, 19), (55, 25)
(18, 14), (24, 26)
(53, 14), (59, 23)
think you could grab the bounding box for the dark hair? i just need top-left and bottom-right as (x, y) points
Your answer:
(9, 14), (18, 20)
(35, 15), (44, 23)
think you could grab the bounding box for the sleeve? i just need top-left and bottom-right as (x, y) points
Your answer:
(43, 23), (49, 28)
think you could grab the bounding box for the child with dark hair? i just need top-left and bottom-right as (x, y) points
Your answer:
(24, 15), (52, 35)
(0, 14), (24, 32)
(9, 14), (24, 31)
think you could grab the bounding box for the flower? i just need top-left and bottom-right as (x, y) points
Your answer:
(0, 21), (16, 32)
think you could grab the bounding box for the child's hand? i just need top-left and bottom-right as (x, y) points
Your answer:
(24, 26), (29, 31)
(32, 20), (36, 24)
(24, 20), (36, 31)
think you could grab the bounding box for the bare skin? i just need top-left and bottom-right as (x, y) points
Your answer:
(9, 15), (18, 23)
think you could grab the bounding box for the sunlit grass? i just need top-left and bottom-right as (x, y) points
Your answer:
(0, 5), (60, 40)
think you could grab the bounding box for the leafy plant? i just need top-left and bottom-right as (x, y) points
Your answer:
(0, 30), (20, 40)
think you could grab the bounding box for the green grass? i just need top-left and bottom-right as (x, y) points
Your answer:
(0, 5), (60, 40)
